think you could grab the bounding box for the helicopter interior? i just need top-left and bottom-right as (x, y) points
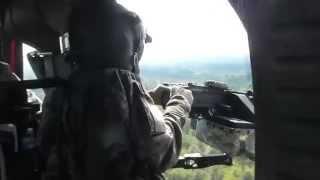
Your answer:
(0, 0), (320, 180)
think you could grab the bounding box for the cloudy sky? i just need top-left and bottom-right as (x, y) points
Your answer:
(117, 0), (249, 65)
(23, 0), (249, 68)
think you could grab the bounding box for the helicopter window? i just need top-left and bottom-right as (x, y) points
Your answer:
(22, 44), (37, 80)
(119, 0), (254, 179)
(22, 44), (45, 100)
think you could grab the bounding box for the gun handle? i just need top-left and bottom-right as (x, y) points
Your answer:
(174, 153), (232, 169)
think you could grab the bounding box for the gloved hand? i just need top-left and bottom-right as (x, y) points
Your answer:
(170, 87), (193, 112)
(148, 85), (193, 112)
(148, 85), (171, 107)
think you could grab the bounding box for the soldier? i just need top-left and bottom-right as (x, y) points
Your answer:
(39, 0), (193, 180)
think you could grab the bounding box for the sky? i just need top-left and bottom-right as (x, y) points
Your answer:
(117, 0), (249, 65)
(23, 0), (250, 67)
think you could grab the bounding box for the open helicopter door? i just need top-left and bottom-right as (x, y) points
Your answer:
(229, 0), (320, 179)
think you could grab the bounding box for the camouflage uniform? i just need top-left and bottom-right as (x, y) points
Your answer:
(39, 1), (193, 180)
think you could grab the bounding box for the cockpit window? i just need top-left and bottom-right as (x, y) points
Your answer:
(119, 0), (254, 180)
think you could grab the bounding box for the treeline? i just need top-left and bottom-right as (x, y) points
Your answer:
(140, 58), (252, 90)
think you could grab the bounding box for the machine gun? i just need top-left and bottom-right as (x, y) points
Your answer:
(164, 80), (255, 162)
(163, 80), (255, 129)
